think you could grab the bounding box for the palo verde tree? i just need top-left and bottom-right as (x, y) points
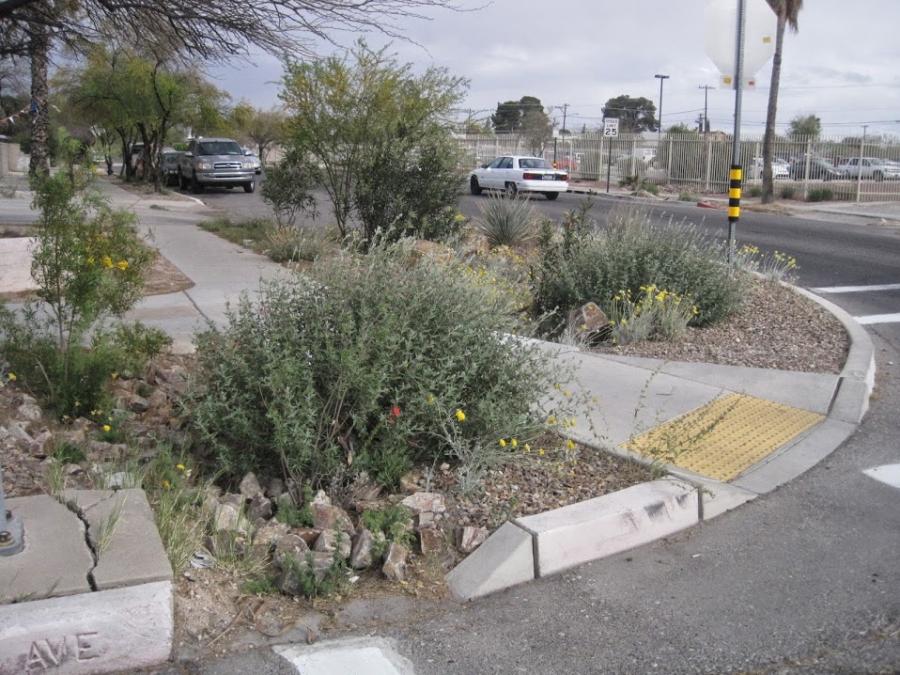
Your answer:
(278, 41), (467, 243)
(0, 0), (461, 176)
(601, 95), (658, 133)
(229, 102), (286, 165)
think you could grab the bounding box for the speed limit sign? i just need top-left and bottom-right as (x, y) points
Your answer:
(603, 118), (619, 137)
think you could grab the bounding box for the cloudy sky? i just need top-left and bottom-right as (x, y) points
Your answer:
(209, 0), (900, 138)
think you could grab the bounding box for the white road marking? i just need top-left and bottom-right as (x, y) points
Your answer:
(863, 464), (900, 490)
(811, 283), (900, 294)
(854, 313), (900, 325)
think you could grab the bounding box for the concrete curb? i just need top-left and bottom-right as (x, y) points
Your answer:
(446, 282), (875, 602)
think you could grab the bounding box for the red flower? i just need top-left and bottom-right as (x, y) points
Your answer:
(389, 405), (402, 420)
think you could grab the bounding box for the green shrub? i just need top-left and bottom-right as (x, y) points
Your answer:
(475, 192), (536, 248)
(188, 244), (561, 488)
(532, 206), (746, 333)
(264, 224), (328, 263)
(807, 188), (834, 202)
(360, 504), (413, 556)
(260, 155), (317, 228)
(779, 186), (796, 200)
(109, 322), (172, 375)
(276, 485), (314, 527)
(0, 171), (152, 417)
(280, 550), (346, 598)
(678, 191), (695, 202)
(607, 285), (696, 344)
(748, 185), (763, 198)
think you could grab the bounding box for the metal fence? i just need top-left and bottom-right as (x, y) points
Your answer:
(454, 133), (900, 202)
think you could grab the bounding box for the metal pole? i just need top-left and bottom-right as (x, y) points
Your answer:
(606, 138), (613, 193)
(655, 74), (669, 143)
(727, 0), (746, 266)
(855, 125), (867, 204)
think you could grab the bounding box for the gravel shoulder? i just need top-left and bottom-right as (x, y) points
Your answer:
(594, 277), (849, 374)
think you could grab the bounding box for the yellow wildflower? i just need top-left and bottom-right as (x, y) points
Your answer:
(566, 439), (576, 451)
(546, 415), (557, 426)
(524, 443), (531, 453)
(454, 409), (466, 423)
(111, 372), (118, 380)
(426, 393), (435, 405)
(498, 439), (507, 448)
(116, 260), (129, 271)
(510, 438), (518, 448)
(162, 480), (171, 490)
(102, 255), (113, 269)
(538, 448), (545, 456)
(6, 372), (15, 382)
(86, 256), (95, 265)
(176, 463), (186, 472)
(102, 424), (111, 433)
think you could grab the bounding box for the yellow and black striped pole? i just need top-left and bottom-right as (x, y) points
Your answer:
(727, 164), (742, 264)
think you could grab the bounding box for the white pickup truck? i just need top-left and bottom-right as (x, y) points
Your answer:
(177, 137), (261, 193)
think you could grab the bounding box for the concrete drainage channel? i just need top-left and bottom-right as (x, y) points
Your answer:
(0, 489), (173, 673)
(448, 284), (876, 602)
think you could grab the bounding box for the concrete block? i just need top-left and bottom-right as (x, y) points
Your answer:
(274, 637), (415, 675)
(0, 580), (173, 674)
(515, 478), (699, 577)
(65, 489), (173, 590)
(829, 377), (873, 425)
(446, 522), (534, 601)
(0, 495), (93, 603)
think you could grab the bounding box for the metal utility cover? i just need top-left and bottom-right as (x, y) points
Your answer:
(626, 394), (824, 482)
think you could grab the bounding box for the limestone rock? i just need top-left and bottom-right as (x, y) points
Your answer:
(213, 498), (250, 535)
(349, 528), (377, 569)
(267, 478), (285, 499)
(248, 494), (273, 521)
(293, 528), (321, 546)
(401, 491), (446, 516)
(239, 472), (264, 501)
(128, 395), (150, 413)
(313, 529), (351, 560)
(312, 502), (354, 535)
(16, 400), (42, 422)
(418, 527), (444, 556)
(457, 525), (489, 554)
(382, 542), (409, 582)
(273, 533), (310, 566)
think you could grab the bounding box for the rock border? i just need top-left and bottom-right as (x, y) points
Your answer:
(447, 284), (875, 602)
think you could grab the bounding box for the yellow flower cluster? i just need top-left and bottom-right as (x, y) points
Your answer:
(97, 255), (129, 271)
(454, 409), (466, 423)
(773, 250), (798, 269)
(6, 372), (15, 382)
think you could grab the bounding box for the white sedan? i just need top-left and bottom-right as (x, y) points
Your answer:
(469, 155), (569, 200)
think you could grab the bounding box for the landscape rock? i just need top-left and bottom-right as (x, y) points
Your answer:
(419, 527), (444, 556)
(313, 529), (351, 560)
(349, 528), (377, 569)
(253, 521), (291, 556)
(293, 528), (321, 546)
(275, 492), (295, 511)
(457, 525), (489, 554)
(277, 552), (336, 594)
(27, 430), (53, 457)
(267, 477), (285, 499)
(16, 400), (42, 422)
(213, 498), (250, 535)
(399, 471), (422, 494)
(273, 533), (310, 566)
(147, 388), (168, 410)
(128, 394), (151, 413)
(248, 493), (274, 521)
(382, 542), (409, 582)
(312, 502), (354, 534)
(401, 491), (446, 516)
(311, 490), (331, 506)
(2, 421), (32, 445)
(240, 472), (265, 501)
(205, 531), (246, 558)
(567, 302), (611, 341)
(86, 440), (129, 462)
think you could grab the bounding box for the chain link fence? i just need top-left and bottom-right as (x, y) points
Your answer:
(455, 133), (900, 202)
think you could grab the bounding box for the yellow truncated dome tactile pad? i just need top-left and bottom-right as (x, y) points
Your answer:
(625, 393), (825, 482)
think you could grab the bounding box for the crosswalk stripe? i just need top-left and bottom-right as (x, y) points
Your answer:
(854, 313), (900, 325)
(811, 283), (900, 294)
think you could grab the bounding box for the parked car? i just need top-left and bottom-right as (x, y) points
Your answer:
(469, 155), (568, 200)
(161, 148), (182, 186)
(788, 155), (842, 181)
(177, 137), (259, 193)
(751, 157), (789, 180)
(838, 157), (900, 181)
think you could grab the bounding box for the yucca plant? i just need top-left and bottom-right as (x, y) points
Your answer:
(475, 192), (537, 248)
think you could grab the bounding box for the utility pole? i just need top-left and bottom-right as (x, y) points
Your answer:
(698, 84), (713, 135)
(654, 74), (669, 142)
(855, 124), (868, 204)
(560, 103), (570, 135)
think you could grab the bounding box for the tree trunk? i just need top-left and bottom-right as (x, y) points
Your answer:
(28, 21), (50, 177)
(761, 13), (786, 204)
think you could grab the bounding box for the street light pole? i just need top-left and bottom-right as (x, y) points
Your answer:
(654, 74), (669, 142)
(726, 0), (746, 266)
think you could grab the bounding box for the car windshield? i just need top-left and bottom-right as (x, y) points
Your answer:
(519, 158), (551, 169)
(197, 141), (242, 156)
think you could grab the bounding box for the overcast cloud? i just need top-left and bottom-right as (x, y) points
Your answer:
(208, 0), (900, 138)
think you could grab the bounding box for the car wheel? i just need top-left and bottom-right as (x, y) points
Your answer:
(243, 181), (255, 194)
(469, 176), (482, 196)
(504, 182), (518, 198)
(178, 173), (186, 191)
(191, 173), (204, 194)
(544, 192), (559, 201)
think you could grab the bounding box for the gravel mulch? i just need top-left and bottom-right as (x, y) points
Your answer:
(594, 278), (849, 374)
(434, 440), (653, 530)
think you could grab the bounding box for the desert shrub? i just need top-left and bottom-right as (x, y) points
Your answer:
(807, 188), (833, 202)
(678, 191), (695, 202)
(475, 192), (537, 248)
(360, 505), (414, 556)
(531, 206), (746, 334)
(260, 155), (317, 228)
(188, 243), (561, 489)
(0, 171), (153, 417)
(779, 185), (796, 200)
(607, 285), (697, 344)
(264, 224), (328, 263)
(736, 244), (799, 282)
(108, 322), (172, 375)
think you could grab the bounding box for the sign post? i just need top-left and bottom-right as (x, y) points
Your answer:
(704, 0), (776, 264)
(603, 118), (619, 194)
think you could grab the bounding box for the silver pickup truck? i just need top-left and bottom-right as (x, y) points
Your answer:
(178, 137), (261, 193)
